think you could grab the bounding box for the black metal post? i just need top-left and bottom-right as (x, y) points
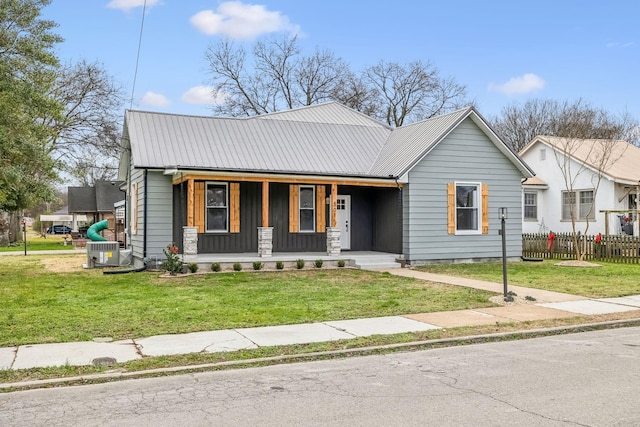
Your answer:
(23, 220), (27, 256)
(501, 216), (507, 298)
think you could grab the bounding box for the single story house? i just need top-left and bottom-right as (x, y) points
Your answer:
(118, 102), (533, 267)
(520, 135), (640, 236)
(68, 180), (126, 225)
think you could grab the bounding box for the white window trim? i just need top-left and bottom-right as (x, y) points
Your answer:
(455, 181), (482, 235)
(299, 185), (315, 233)
(524, 191), (538, 221)
(561, 189), (595, 222)
(206, 181), (229, 233)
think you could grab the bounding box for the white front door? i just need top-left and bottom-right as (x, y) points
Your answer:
(336, 195), (351, 250)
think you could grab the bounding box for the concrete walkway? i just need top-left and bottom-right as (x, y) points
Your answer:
(2, 269), (640, 371)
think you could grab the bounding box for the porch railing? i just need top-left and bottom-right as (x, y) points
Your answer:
(522, 233), (640, 264)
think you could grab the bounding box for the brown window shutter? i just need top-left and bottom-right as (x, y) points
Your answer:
(316, 185), (326, 232)
(230, 183), (240, 233)
(447, 182), (455, 234)
(289, 184), (299, 233)
(194, 182), (205, 233)
(481, 183), (489, 234)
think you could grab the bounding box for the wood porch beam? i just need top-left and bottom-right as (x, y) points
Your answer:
(262, 180), (269, 227)
(173, 173), (401, 188)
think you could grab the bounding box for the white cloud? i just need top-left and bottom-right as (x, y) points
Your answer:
(140, 91), (170, 107)
(181, 86), (226, 105)
(190, 1), (300, 39)
(489, 73), (546, 95)
(106, 0), (160, 12)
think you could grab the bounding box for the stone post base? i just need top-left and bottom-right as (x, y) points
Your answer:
(258, 227), (273, 257)
(182, 226), (198, 261)
(326, 227), (341, 256)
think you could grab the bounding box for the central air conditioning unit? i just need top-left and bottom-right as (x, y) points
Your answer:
(86, 241), (120, 268)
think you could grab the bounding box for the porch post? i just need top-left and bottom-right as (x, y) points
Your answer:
(326, 227), (341, 256)
(327, 182), (340, 255)
(187, 178), (195, 227)
(257, 181), (273, 257)
(182, 226), (198, 261)
(262, 181), (269, 227)
(257, 227), (273, 257)
(331, 183), (337, 227)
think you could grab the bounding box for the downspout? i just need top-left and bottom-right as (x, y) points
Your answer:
(143, 169), (148, 258)
(394, 177), (405, 263)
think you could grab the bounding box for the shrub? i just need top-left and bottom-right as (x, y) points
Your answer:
(187, 263), (199, 273)
(296, 259), (305, 269)
(233, 262), (242, 271)
(210, 262), (221, 272)
(276, 261), (284, 270)
(314, 259), (323, 268)
(253, 261), (263, 270)
(162, 244), (183, 275)
(337, 259), (346, 268)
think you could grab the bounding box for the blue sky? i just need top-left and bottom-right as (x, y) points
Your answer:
(42, 0), (639, 121)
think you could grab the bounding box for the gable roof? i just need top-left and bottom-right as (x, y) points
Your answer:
(520, 135), (640, 184)
(68, 181), (125, 213)
(122, 102), (533, 180)
(124, 103), (391, 178)
(368, 106), (533, 178)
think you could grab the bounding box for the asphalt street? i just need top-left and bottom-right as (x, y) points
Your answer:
(2, 326), (639, 426)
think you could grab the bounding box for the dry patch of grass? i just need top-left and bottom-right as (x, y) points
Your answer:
(41, 254), (86, 273)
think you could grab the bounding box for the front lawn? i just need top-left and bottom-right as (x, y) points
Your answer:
(416, 260), (640, 298)
(0, 254), (497, 347)
(0, 234), (75, 252)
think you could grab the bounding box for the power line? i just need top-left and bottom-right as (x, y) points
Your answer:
(129, 0), (147, 110)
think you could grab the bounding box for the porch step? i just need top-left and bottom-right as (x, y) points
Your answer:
(353, 259), (403, 270)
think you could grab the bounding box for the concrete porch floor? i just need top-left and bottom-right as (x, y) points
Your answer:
(181, 251), (402, 270)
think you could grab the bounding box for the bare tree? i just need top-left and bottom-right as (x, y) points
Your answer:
(551, 136), (628, 261)
(294, 48), (351, 106)
(206, 38), (277, 116)
(45, 59), (126, 184)
(206, 36), (353, 116)
(204, 37), (468, 125)
(363, 60), (467, 127)
(492, 98), (639, 152)
(330, 72), (378, 117)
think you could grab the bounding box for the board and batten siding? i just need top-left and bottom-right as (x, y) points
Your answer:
(403, 117), (524, 262)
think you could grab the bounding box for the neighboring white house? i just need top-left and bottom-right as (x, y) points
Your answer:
(519, 136), (640, 236)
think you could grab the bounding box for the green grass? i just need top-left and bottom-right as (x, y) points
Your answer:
(0, 254), (497, 347)
(415, 260), (640, 298)
(0, 235), (75, 252)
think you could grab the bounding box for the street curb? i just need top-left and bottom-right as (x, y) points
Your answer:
(3, 318), (639, 392)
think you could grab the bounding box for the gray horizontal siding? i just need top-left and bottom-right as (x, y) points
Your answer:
(144, 172), (173, 259)
(129, 168), (144, 261)
(404, 118), (523, 262)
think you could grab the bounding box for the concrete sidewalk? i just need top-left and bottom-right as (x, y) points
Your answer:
(2, 269), (640, 371)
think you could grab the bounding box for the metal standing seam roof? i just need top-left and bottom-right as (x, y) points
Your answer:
(126, 104), (392, 177)
(368, 107), (534, 178)
(253, 101), (390, 128)
(521, 136), (640, 184)
(124, 102), (532, 179)
(368, 108), (472, 177)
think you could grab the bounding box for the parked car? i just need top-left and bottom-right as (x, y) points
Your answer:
(47, 225), (72, 234)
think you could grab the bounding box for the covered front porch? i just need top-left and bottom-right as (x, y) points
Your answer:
(171, 171), (403, 259)
(177, 251), (403, 271)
